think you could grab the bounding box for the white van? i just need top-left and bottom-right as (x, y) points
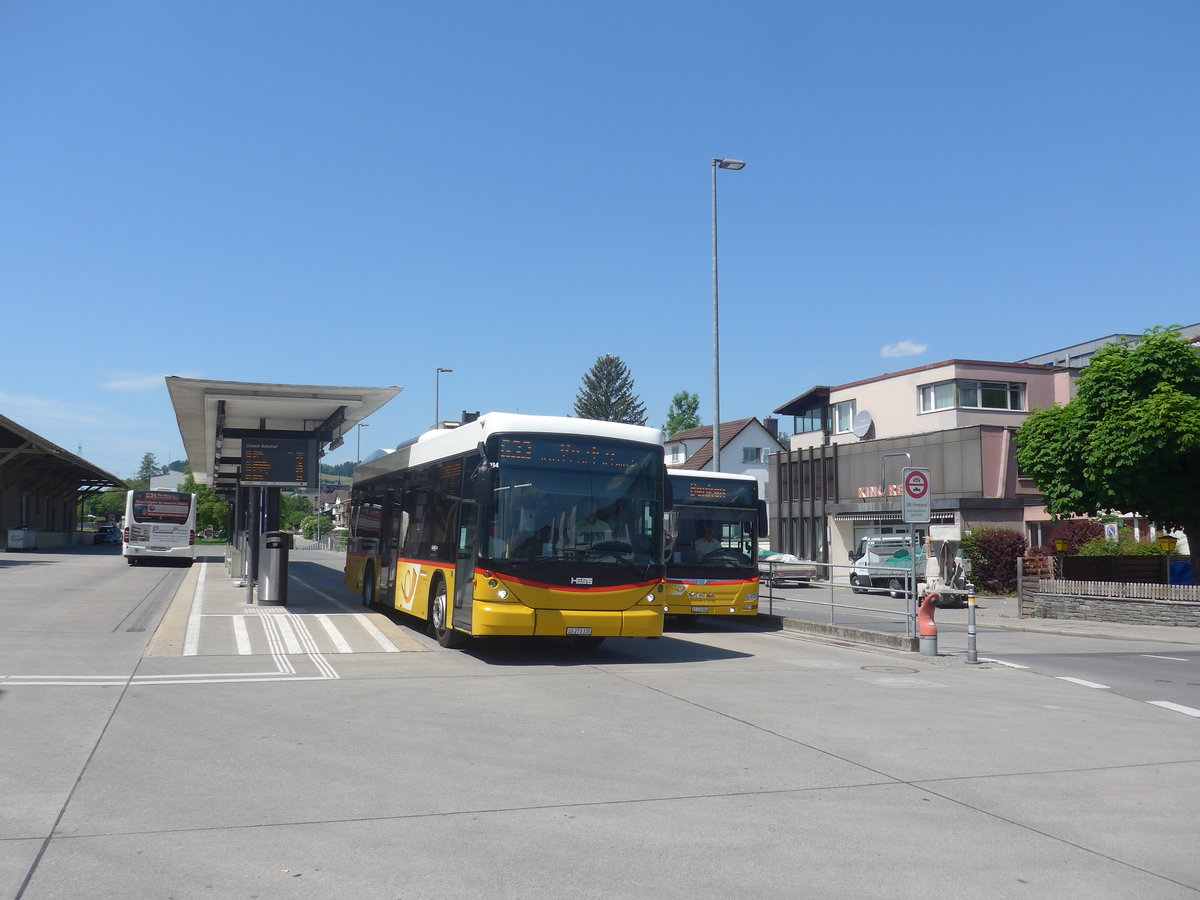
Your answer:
(848, 535), (925, 597)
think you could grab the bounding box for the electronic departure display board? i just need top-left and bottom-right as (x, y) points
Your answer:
(240, 438), (316, 487)
(671, 475), (755, 507)
(497, 437), (655, 473)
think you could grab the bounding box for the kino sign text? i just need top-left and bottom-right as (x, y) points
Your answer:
(902, 467), (931, 524)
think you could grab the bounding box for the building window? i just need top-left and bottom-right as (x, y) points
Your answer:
(961, 380), (1025, 410)
(919, 380), (1025, 412)
(832, 400), (856, 434)
(919, 381), (956, 412)
(742, 447), (768, 464)
(795, 409), (823, 434)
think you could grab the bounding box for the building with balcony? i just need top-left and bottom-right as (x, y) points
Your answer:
(771, 359), (1073, 565)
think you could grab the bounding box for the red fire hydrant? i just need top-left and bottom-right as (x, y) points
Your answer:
(918, 592), (939, 656)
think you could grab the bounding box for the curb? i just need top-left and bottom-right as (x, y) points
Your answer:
(757, 613), (920, 653)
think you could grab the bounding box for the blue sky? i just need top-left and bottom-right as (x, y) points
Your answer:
(3, 1), (1197, 479)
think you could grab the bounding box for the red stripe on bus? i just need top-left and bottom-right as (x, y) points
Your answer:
(476, 568), (659, 594)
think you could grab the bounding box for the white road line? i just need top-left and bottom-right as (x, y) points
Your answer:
(1142, 655), (1189, 662)
(232, 615), (252, 655)
(289, 616), (339, 679)
(256, 611), (296, 675)
(979, 658), (1029, 669)
(1147, 701), (1200, 718)
(315, 614), (354, 653)
(274, 616), (304, 655)
(1057, 676), (1111, 689)
(355, 614), (401, 652)
(183, 561), (208, 656)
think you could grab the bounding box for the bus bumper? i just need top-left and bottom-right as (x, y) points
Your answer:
(470, 604), (665, 638)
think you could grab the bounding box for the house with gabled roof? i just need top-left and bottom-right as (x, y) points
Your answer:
(664, 417), (785, 502)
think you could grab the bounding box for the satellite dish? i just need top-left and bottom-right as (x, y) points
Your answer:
(851, 410), (873, 439)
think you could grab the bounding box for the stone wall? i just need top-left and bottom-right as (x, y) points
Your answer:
(1028, 593), (1200, 628)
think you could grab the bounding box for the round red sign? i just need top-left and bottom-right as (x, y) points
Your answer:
(904, 470), (929, 499)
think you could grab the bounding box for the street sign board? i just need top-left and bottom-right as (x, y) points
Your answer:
(902, 466), (931, 523)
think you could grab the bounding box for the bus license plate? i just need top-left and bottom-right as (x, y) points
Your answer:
(566, 627), (592, 636)
(690, 606), (710, 614)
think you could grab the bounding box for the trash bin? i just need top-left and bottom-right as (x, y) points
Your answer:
(258, 530), (292, 604)
(7, 527), (37, 551)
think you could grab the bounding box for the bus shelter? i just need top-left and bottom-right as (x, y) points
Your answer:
(166, 377), (401, 600)
(0, 412), (125, 549)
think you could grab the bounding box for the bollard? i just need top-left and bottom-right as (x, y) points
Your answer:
(918, 592), (938, 656)
(965, 593), (979, 664)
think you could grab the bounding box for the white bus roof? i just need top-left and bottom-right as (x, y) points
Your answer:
(354, 413), (664, 484)
(667, 468), (757, 483)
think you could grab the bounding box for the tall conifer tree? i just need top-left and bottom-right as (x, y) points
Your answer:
(573, 355), (648, 426)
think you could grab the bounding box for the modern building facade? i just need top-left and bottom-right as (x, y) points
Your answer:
(771, 360), (1074, 565)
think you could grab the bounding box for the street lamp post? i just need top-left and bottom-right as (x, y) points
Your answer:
(356, 423), (369, 465)
(711, 157), (745, 472)
(435, 368), (453, 429)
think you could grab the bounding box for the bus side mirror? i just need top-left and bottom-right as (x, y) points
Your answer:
(664, 468), (674, 511)
(757, 500), (768, 536)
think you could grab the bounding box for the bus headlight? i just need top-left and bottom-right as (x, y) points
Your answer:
(746, 593), (758, 602)
(497, 590), (508, 599)
(644, 593), (659, 604)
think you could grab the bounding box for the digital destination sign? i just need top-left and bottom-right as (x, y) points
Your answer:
(672, 475), (755, 507)
(497, 437), (653, 473)
(241, 438), (315, 487)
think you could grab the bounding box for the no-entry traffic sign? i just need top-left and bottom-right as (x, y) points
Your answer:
(902, 467), (931, 523)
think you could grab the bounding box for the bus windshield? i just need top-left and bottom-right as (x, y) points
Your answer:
(666, 475), (758, 570)
(486, 436), (662, 566)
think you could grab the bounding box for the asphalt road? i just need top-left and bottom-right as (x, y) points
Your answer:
(2, 546), (1199, 899)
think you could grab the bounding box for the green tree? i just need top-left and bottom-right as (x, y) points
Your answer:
(1016, 327), (1200, 554)
(280, 492), (313, 530)
(85, 488), (129, 520)
(663, 391), (702, 436)
(135, 452), (161, 483)
(180, 473), (229, 538)
(573, 354), (647, 425)
(301, 515), (335, 540)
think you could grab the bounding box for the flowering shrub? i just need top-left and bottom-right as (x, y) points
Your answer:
(962, 527), (1028, 594)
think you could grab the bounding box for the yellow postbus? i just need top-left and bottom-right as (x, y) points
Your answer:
(345, 413), (667, 648)
(663, 469), (765, 617)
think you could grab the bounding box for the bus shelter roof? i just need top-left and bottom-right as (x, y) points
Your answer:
(166, 377), (401, 492)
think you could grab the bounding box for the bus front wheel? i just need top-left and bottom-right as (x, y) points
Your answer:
(430, 580), (466, 649)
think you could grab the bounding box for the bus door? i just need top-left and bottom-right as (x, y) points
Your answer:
(454, 497), (478, 632)
(380, 491), (401, 604)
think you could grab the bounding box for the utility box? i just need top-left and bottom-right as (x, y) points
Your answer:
(258, 531), (292, 604)
(7, 527), (37, 551)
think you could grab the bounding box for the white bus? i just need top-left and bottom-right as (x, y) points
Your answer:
(122, 489), (197, 566)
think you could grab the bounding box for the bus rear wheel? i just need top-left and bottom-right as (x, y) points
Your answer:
(362, 564), (376, 607)
(430, 580), (466, 649)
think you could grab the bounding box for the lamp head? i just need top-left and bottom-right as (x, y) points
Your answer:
(714, 158), (746, 170)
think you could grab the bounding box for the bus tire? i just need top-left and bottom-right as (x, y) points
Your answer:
(430, 578), (466, 649)
(362, 564), (376, 607)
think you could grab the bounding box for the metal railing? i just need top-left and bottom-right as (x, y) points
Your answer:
(759, 559), (919, 637)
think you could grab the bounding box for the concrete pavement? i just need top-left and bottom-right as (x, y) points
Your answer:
(2, 546), (1198, 898)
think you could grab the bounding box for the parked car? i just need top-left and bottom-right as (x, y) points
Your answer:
(757, 549), (819, 586)
(94, 525), (121, 545)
